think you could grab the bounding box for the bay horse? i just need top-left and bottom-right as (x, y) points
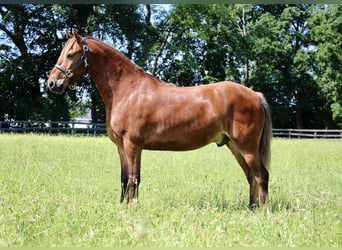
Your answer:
(47, 31), (272, 209)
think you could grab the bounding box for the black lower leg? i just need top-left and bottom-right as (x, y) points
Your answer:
(129, 177), (140, 203)
(120, 178), (128, 203)
(259, 167), (269, 205)
(248, 173), (259, 210)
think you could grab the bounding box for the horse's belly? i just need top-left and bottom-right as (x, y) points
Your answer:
(142, 126), (225, 151)
(143, 141), (207, 151)
(144, 141), (205, 151)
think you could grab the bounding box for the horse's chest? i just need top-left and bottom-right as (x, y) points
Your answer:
(106, 127), (120, 145)
(106, 117), (125, 146)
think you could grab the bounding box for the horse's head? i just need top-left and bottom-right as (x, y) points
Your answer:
(47, 31), (89, 94)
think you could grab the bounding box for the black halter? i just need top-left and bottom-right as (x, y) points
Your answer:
(54, 37), (89, 79)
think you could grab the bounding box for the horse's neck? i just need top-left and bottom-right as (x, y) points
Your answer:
(89, 39), (135, 75)
(87, 38), (163, 105)
(87, 39), (137, 97)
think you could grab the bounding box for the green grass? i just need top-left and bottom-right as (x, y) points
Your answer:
(0, 134), (341, 246)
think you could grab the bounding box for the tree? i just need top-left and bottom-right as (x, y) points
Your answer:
(309, 4), (342, 127)
(0, 4), (71, 121)
(248, 4), (330, 128)
(153, 4), (247, 86)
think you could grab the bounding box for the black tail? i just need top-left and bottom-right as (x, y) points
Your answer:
(257, 92), (272, 170)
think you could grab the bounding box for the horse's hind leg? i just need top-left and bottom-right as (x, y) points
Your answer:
(226, 141), (249, 179)
(244, 153), (269, 209)
(226, 141), (257, 208)
(226, 141), (268, 209)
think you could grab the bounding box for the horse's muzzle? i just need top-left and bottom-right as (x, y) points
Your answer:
(47, 79), (65, 94)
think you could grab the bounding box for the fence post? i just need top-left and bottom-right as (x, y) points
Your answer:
(71, 121), (75, 136)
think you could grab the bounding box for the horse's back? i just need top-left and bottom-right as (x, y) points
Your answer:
(135, 80), (264, 151)
(197, 81), (264, 122)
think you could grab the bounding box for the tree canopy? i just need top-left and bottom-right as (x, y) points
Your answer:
(0, 4), (341, 128)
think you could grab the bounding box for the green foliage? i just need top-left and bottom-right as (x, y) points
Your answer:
(0, 134), (341, 246)
(247, 4), (330, 128)
(162, 4), (244, 85)
(309, 4), (342, 127)
(0, 4), (72, 121)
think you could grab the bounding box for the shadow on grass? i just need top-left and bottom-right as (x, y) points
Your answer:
(194, 191), (250, 212)
(191, 185), (298, 213)
(268, 184), (300, 213)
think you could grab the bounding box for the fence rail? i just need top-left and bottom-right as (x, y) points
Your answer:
(0, 120), (341, 139)
(0, 120), (106, 136)
(272, 128), (342, 139)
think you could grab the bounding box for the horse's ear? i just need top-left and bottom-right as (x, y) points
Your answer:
(66, 28), (77, 39)
(66, 28), (74, 39)
(66, 32), (73, 39)
(74, 32), (83, 45)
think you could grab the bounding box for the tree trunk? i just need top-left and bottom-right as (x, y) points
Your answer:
(151, 22), (174, 76)
(241, 6), (249, 86)
(295, 91), (304, 129)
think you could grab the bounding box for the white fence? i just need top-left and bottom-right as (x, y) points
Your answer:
(272, 128), (342, 139)
(0, 120), (341, 139)
(0, 120), (106, 136)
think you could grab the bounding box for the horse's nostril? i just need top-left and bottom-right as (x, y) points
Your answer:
(48, 81), (55, 89)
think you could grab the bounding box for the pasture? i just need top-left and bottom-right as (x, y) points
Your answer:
(0, 134), (341, 246)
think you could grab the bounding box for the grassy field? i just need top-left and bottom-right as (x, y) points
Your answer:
(0, 134), (341, 247)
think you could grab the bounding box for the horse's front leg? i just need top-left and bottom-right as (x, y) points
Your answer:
(118, 146), (128, 203)
(123, 139), (142, 203)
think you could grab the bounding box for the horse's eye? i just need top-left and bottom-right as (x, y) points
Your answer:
(67, 54), (74, 59)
